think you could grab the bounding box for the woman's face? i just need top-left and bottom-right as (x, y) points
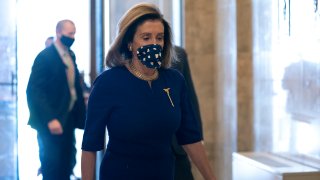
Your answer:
(131, 19), (164, 59)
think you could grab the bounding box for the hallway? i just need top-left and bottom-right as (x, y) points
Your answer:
(1, 0), (320, 179)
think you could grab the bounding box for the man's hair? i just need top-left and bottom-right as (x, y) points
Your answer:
(56, 19), (75, 33)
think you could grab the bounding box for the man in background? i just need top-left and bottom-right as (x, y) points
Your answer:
(26, 19), (86, 180)
(45, 36), (54, 48)
(171, 46), (203, 180)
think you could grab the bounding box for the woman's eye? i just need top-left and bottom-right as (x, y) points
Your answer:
(157, 37), (164, 41)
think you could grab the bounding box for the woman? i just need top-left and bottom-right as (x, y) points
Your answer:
(81, 3), (216, 180)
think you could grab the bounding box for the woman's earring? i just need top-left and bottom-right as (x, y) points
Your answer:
(129, 46), (132, 51)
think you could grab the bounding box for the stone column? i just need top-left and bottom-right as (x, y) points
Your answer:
(185, 0), (237, 179)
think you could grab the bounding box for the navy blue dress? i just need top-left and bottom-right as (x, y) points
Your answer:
(81, 66), (202, 180)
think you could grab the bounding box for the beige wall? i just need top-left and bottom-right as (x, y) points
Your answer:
(185, 0), (237, 179)
(184, 0), (273, 179)
(185, 0), (320, 179)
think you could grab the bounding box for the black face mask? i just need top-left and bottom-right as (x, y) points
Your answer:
(60, 35), (75, 48)
(137, 44), (162, 69)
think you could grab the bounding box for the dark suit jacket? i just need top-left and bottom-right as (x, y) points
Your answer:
(26, 45), (86, 135)
(172, 46), (203, 156)
(171, 46), (202, 180)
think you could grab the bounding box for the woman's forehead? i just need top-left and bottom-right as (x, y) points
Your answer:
(135, 20), (164, 34)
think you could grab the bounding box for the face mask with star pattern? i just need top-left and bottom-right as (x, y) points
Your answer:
(137, 44), (162, 69)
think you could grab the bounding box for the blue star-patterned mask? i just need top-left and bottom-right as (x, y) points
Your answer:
(137, 44), (162, 69)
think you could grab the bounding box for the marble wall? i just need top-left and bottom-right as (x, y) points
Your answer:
(185, 0), (320, 179)
(185, 0), (237, 179)
(184, 0), (273, 179)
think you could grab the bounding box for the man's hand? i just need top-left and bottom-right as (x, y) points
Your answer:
(48, 119), (63, 135)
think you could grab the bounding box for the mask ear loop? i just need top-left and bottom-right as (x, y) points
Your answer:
(127, 44), (133, 63)
(128, 43), (132, 51)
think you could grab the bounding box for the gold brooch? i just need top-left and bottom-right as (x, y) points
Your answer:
(163, 88), (174, 107)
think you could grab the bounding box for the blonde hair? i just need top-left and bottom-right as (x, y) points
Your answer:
(105, 3), (175, 68)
